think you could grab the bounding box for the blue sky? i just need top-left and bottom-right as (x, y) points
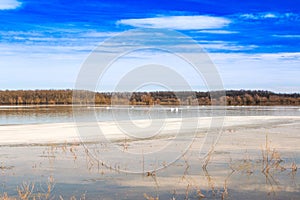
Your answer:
(0, 0), (299, 92)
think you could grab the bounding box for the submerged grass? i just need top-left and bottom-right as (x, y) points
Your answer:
(1, 176), (54, 200)
(1, 131), (299, 200)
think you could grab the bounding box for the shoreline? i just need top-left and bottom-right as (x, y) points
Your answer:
(1, 104), (300, 107)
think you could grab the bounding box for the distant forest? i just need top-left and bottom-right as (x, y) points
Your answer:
(0, 89), (299, 106)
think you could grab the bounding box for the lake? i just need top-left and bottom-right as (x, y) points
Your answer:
(1, 105), (299, 125)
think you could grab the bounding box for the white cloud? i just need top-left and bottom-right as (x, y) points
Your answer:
(82, 31), (119, 38)
(210, 52), (300, 92)
(240, 12), (299, 20)
(201, 43), (257, 51)
(117, 15), (231, 30)
(273, 34), (300, 38)
(190, 40), (257, 51)
(263, 13), (277, 19)
(240, 13), (278, 20)
(0, 0), (21, 10)
(197, 30), (238, 34)
(1, 38), (299, 92)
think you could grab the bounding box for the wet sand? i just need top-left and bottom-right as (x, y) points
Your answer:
(0, 116), (299, 145)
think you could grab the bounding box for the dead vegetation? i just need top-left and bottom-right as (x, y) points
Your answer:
(261, 134), (286, 174)
(1, 132), (299, 200)
(0, 176), (54, 200)
(291, 161), (297, 173)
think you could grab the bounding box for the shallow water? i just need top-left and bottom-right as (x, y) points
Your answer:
(0, 106), (300, 199)
(1, 128), (300, 199)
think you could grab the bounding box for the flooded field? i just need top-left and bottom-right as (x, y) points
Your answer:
(0, 106), (300, 199)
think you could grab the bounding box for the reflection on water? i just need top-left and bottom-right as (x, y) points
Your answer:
(0, 105), (299, 125)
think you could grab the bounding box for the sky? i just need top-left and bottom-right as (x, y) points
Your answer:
(0, 0), (300, 92)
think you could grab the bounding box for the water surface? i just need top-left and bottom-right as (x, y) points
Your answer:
(0, 106), (299, 199)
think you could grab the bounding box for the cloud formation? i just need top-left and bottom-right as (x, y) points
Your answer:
(0, 0), (21, 10)
(117, 15), (230, 30)
(197, 30), (238, 34)
(273, 34), (300, 38)
(0, 0), (299, 91)
(239, 12), (299, 20)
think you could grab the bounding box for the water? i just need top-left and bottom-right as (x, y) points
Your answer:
(0, 106), (300, 199)
(0, 105), (299, 125)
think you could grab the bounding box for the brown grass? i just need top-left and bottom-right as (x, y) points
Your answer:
(261, 134), (285, 174)
(143, 193), (159, 200)
(291, 162), (297, 172)
(2, 131), (299, 200)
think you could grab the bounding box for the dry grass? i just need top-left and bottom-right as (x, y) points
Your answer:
(291, 162), (297, 172)
(0, 193), (13, 200)
(16, 182), (35, 200)
(0, 176), (55, 200)
(143, 193), (159, 200)
(2, 131), (299, 200)
(202, 146), (214, 171)
(59, 193), (86, 200)
(261, 134), (285, 174)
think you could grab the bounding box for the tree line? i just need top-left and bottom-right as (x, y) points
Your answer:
(0, 89), (299, 106)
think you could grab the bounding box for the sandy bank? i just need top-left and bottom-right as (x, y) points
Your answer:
(0, 116), (299, 145)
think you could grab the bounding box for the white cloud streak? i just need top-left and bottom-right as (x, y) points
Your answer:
(239, 12), (299, 20)
(117, 15), (231, 30)
(210, 52), (300, 92)
(0, 0), (21, 10)
(197, 30), (238, 34)
(273, 34), (300, 38)
(1, 38), (299, 92)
